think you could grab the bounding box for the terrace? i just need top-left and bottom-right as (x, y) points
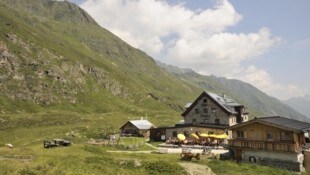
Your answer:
(228, 139), (298, 152)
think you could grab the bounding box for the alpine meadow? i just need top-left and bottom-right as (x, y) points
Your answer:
(0, 0), (308, 174)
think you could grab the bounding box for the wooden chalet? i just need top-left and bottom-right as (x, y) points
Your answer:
(228, 116), (310, 172)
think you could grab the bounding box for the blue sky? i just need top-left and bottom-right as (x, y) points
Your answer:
(70, 0), (310, 100)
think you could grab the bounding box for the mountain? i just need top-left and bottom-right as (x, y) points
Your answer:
(157, 62), (310, 122)
(0, 0), (204, 126)
(285, 95), (310, 118)
(0, 0), (308, 129)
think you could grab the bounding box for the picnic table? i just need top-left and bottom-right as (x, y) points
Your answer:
(44, 139), (71, 148)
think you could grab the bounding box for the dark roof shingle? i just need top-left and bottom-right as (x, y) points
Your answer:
(229, 116), (310, 133)
(259, 116), (310, 132)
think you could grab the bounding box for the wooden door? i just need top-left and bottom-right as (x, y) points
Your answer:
(236, 149), (242, 162)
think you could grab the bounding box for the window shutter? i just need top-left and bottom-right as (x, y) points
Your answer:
(244, 131), (247, 138)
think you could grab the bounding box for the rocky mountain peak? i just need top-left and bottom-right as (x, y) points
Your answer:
(3, 0), (97, 25)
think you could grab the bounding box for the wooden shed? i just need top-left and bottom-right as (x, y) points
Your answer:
(120, 119), (156, 138)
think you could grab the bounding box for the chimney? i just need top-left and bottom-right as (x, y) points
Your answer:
(222, 93), (226, 98)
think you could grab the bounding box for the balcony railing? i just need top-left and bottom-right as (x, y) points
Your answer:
(228, 139), (298, 152)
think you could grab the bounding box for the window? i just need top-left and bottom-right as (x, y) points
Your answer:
(203, 108), (209, 115)
(237, 131), (244, 138)
(203, 98), (208, 103)
(215, 119), (220, 124)
(204, 119), (208, 123)
(280, 131), (290, 141)
(195, 108), (200, 114)
(267, 132), (274, 141)
(211, 108), (217, 113)
(192, 119), (197, 124)
(172, 131), (177, 137)
(184, 131), (189, 137)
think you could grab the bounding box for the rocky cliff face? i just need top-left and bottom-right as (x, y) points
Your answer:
(0, 33), (131, 105)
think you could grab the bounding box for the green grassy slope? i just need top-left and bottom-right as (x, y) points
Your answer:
(0, 0), (201, 127)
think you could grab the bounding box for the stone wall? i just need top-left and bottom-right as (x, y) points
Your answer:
(260, 158), (302, 172)
(243, 150), (304, 172)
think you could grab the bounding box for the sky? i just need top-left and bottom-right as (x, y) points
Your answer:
(70, 0), (310, 101)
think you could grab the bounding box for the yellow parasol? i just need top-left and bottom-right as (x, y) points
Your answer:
(208, 134), (217, 138)
(217, 133), (228, 139)
(199, 133), (209, 137)
(177, 133), (186, 141)
(191, 133), (199, 139)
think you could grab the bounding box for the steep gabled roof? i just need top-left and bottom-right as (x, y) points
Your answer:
(229, 116), (310, 133)
(181, 91), (242, 117)
(120, 119), (155, 130)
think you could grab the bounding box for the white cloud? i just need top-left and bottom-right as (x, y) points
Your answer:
(166, 28), (281, 77)
(79, 0), (304, 100)
(80, 0), (243, 58)
(242, 66), (304, 100)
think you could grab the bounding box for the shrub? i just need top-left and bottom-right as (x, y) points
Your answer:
(19, 167), (37, 175)
(143, 160), (183, 175)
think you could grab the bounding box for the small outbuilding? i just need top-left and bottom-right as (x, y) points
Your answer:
(120, 119), (156, 138)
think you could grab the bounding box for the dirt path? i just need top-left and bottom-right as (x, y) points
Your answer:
(0, 156), (35, 162)
(179, 162), (216, 175)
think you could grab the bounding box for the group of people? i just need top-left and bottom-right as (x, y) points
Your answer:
(166, 136), (224, 147)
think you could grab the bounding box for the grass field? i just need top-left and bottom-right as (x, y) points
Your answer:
(1, 112), (310, 175)
(1, 135), (309, 175)
(1, 143), (308, 175)
(0, 143), (185, 175)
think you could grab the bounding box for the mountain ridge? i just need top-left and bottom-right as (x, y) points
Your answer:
(0, 0), (308, 126)
(157, 62), (309, 122)
(285, 96), (310, 118)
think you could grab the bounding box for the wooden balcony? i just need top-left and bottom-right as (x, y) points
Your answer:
(228, 139), (298, 152)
